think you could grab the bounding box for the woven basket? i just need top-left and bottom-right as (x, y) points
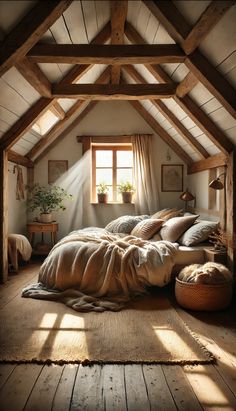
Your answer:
(175, 278), (233, 311)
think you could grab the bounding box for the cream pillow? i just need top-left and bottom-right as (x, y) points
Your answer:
(131, 219), (164, 240)
(179, 220), (219, 246)
(159, 215), (199, 242)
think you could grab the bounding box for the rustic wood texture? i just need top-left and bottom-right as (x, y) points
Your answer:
(50, 102), (65, 120)
(111, 1), (128, 84)
(130, 100), (193, 165)
(0, 0), (73, 76)
(176, 71), (198, 98)
(187, 153), (228, 174)
(0, 150), (8, 283)
(0, 266), (236, 410)
(8, 150), (34, 168)
(52, 83), (177, 99)
(226, 149), (236, 273)
(28, 44), (186, 64)
(124, 65), (208, 159)
(15, 57), (52, 98)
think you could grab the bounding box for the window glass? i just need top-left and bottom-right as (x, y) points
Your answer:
(117, 168), (133, 185)
(96, 150), (112, 167)
(96, 169), (112, 185)
(117, 150), (133, 167)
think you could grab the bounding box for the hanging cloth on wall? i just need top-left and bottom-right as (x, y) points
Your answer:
(13, 165), (25, 200)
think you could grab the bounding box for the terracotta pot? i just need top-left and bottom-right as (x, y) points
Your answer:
(97, 193), (108, 203)
(122, 192), (133, 203)
(38, 213), (53, 223)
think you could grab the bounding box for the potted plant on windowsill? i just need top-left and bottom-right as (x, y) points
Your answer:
(27, 184), (73, 223)
(97, 182), (109, 203)
(118, 181), (135, 203)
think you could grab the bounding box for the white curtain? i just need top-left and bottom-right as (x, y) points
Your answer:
(132, 134), (160, 215)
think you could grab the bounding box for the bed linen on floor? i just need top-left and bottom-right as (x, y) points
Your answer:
(22, 228), (178, 312)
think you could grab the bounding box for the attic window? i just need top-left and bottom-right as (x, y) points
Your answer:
(91, 143), (133, 203)
(31, 110), (59, 136)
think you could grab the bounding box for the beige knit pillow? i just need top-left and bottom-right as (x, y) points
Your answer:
(131, 219), (164, 240)
(162, 209), (183, 221)
(159, 215), (199, 242)
(152, 208), (182, 220)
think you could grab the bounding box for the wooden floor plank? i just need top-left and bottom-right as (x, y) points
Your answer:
(142, 364), (177, 410)
(52, 364), (78, 411)
(24, 364), (63, 411)
(162, 364), (203, 411)
(102, 364), (127, 411)
(184, 364), (236, 411)
(0, 364), (43, 411)
(70, 364), (104, 411)
(124, 364), (150, 411)
(0, 363), (17, 389)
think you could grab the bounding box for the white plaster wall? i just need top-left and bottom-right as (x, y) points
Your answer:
(8, 162), (27, 235)
(34, 101), (186, 240)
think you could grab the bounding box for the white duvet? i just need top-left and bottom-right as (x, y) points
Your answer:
(22, 228), (178, 311)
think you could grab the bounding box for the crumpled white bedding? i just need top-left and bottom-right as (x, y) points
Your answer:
(22, 227), (178, 311)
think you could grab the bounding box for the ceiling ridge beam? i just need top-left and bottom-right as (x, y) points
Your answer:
(187, 153), (228, 174)
(143, 0), (236, 119)
(125, 23), (234, 155)
(111, 1), (128, 84)
(27, 67), (111, 160)
(123, 65), (208, 159)
(52, 83), (177, 99)
(0, 24), (111, 152)
(129, 100), (193, 165)
(0, 0), (73, 76)
(27, 44), (186, 64)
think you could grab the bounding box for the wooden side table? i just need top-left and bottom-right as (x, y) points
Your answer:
(27, 222), (58, 255)
(204, 248), (228, 265)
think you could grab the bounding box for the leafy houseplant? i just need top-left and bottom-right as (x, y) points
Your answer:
(118, 181), (135, 203)
(97, 182), (109, 204)
(27, 184), (73, 223)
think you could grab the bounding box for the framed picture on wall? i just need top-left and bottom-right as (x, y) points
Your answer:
(161, 164), (183, 192)
(48, 160), (68, 184)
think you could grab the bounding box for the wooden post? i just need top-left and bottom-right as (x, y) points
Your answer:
(226, 149), (236, 276)
(0, 150), (8, 283)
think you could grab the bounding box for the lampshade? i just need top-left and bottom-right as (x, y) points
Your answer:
(179, 189), (195, 202)
(209, 172), (226, 190)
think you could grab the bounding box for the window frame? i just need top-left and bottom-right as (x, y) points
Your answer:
(91, 143), (133, 203)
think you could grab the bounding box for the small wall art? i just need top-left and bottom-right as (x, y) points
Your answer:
(48, 160), (68, 184)
(161, 164), (183, 192)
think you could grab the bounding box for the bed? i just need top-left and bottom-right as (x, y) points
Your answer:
(22, 212), (219, 312)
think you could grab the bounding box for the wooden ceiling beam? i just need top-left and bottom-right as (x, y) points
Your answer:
(175, 95), (234, 155)
(50, 102), (65, 120)
(8, 150), (34, 168)
(0, 0), (73, 76)
(144, 0), (236, 119)
(182, 1), (235, 55)
(124, 65), (208, 159)
(0, 98), (55, 151)
(15, 57), (52, 98)
(129, 100), (193, 165)
(111, 1), (128, 84)
(27, 67), (110, 160)
(176, 71), (198, 98)
(125, 22), (234, 155)
(28, 44), (186, 64)
(187, 153), (228, 174)
(52, 83), (177, 100)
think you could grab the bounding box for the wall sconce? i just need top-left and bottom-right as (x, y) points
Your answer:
(209, 172), (226, 190)
(179, 188), (195, 211)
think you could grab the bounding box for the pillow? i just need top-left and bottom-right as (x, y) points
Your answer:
(152, 208), (182, 220)
(179, 220), (219, 246)
(159, 215), (199, 242)
(131, 219), (164, 240)
(105, 215), (149, 234)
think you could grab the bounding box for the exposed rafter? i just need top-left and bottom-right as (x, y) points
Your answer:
(16, 57), (52, 98)
(125, 22), (234, 155)
(52, 83), (177, 100)
(27, 68), (110, 160)
(143, 0), (236, 119)
(8, 150), (34, 168)
(188, 153), (228, 174)
(129, 100), (193, 165)
(123, 65), (208, 159)
(0, 0), (73, 76)
(50, 102), (65, 120)
(111, 1), (128, 84)
(176, 72), (198, 98)
(28, 44), (186, 64)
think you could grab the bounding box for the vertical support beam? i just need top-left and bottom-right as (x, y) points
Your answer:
(27, 167), (34, 189)
(226, 149), (236, 276)
(0, 150), (8, 283)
